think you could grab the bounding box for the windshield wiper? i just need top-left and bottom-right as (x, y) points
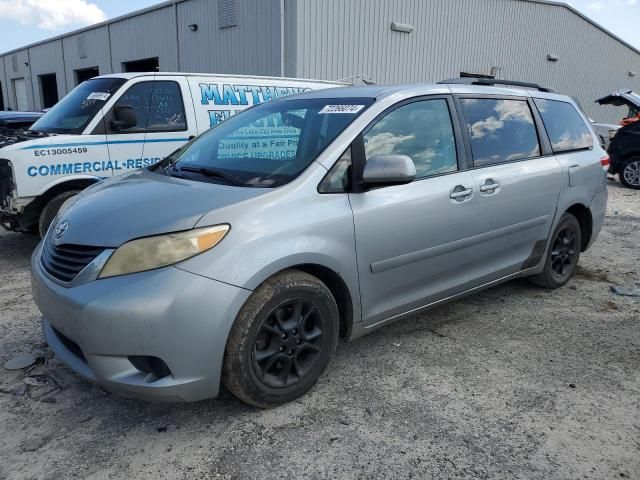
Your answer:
(177, 165), (245, 186)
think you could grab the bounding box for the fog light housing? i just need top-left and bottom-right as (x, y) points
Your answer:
(128, 356), (172, 380)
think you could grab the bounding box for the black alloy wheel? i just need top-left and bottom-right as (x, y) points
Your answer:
(528, 213), (582, 289)
(222, 270), (339, 407)
(550, 227), (579, 279)
(253, 298), (325, 388)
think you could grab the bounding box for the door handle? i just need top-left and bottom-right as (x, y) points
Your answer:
(450, 187), (473, 199)
(480, 182), (501, 192)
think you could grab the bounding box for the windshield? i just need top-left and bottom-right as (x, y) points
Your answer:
(163, 97), (374, 187)
(31, 78), (126, 134)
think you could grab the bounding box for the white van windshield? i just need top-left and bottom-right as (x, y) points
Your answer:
(31, 78), (127, 135)
(161, 97), (374, 188)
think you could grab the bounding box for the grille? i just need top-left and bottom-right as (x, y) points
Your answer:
(41, 240), (105, 283)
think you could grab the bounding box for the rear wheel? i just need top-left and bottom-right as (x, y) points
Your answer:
(38, 190), (80, 238)
(529, 213), (582, 289)
(222, 270), (339, 408)
(619, 158), (640, 190)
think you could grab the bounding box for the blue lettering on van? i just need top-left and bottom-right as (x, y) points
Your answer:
(199, 83), (312, 107)
(26, 158), (161, 177)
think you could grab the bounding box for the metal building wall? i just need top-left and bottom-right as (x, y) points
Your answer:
(0, 57), (7, 110)
(176, 0), (282, 76)
(62, 27), (112, 89)
(27, 40), (67, 108)
(109, 5), (179, 72)
(2, 49), (33, 111)
(292, 0), (640, 122)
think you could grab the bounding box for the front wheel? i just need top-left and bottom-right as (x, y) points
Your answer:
(222, 270), (339, 408)
(529, 213), (582, 289)
(38, 190), (80, 238)
(619, 158), (640, 190)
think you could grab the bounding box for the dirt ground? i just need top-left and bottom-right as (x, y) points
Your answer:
(0, 179), (638, 480)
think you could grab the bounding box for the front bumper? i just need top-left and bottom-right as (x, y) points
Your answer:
(31, 243), (251, 402)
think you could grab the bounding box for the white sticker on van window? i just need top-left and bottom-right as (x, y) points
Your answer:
(319, 105), (365, 114)
(87, 92), (111, 101)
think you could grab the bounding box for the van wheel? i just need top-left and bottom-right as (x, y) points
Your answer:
(222, 270), (339, 408)
(529, 213), (582, 289)
(38, 190), (80, 238)
(619, 158), (640, 190)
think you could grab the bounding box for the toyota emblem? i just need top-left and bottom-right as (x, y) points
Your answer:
(54, 221), (69, 239)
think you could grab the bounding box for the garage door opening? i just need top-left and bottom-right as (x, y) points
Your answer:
(39, 73), (59, 108)
(12, 78), (28, 111)
(0, 83), (5, 110)
(75, 67), (99, 85)
(123, 57), (159, 73)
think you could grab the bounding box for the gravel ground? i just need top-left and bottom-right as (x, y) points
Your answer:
(0, 180), (638, 480)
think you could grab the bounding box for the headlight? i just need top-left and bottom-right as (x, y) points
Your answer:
(98, 224), (230, 279)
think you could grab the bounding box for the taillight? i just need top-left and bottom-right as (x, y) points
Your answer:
(600, 155), (610, 172)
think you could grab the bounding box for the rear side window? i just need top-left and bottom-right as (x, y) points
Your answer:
(534, 99), (593, 153)
(363, 99), (458, 179)
(460, 98), (540, 167)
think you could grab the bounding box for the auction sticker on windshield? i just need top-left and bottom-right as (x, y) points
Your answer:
(319, 105), (366, 114)
(86, 92), (111, 101)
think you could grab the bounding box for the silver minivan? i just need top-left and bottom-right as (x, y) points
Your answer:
(31, 79), (608, 407)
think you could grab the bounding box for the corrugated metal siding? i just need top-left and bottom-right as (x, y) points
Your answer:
(3, 49), (33, 110)
(109, 6), (179, 71)
(294, 0), (640, 122)
(28, 40), (67, 109)
(177, 0), (281, 76)
(62, 27), (112, 90)
(0, 59), (7, 110)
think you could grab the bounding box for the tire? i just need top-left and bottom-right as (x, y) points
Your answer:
(619, 157), (640, 190)
(38, 190), (80, 238)
(529, 213), (582, 289)
(222, 269), (339, 408)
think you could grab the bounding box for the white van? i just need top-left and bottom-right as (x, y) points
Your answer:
(0, 73), (342, 235)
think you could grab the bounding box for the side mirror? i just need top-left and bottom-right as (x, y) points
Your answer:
(362, 154), (416, 187)
(110, 105), (137, 131)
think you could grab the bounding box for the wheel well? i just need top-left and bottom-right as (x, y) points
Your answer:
(293, 264), (354, 339)
(18, 179), (98, 230)
(566, 204), (592, 251)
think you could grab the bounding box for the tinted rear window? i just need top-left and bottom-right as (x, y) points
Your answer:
(460, 98), (540, 167)
(533, 99), (593, 154)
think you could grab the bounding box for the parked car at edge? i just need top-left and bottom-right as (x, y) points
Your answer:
(0, 110), (45, 131)
(590, 120), (619, 149)
(0, 73), (341, 234)
(31, 79), (608, 407)
(597, 90), (640, 189)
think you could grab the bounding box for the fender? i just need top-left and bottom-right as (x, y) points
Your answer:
(35, 174), (103, 198)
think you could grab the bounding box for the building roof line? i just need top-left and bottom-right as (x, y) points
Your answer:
(0, 0), (638, 58)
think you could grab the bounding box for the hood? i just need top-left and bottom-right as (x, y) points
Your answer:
(596, 90), (640, 109)
(0, 128), (51, 149)
(54, 168), (270, 247)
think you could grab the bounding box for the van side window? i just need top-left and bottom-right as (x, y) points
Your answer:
(533, 99), (593, 153)
(108, 81), (186, 134)
(363, 99), (458, 179)
(460, 98), (540, 167)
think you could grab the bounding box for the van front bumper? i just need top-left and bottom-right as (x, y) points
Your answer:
(31, 243), (251, 402)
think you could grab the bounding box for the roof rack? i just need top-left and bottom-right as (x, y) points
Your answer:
(438, 77), (556, 93)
